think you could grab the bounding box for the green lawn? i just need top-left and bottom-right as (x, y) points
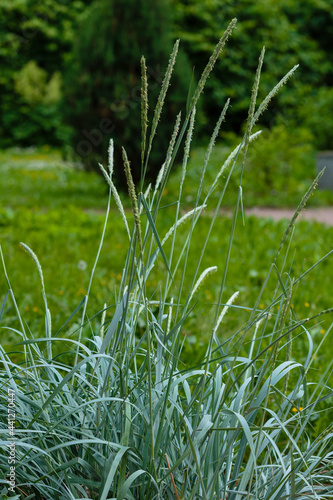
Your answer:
(167, 141), (333, 208)
(1, 143), (333, 211)
(0, 147), (108, 210)
(1, 148), (332, 359)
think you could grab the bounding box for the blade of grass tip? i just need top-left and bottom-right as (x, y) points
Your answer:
(247, 168), (326, 332)
(0, 290), (9, 321)
(54, 296), (86, 337)
(123, 147), (142, 253)
(20, 242), (52, 359)
(99, 303), (107, 341)
(189, 18), (237, 114)
(274, 167), (325, 264)
(140, 56), (149, 186)
(235, 48), (265, 226)
(273, 263), (289, 298)
(0, 245), (38, 375)
(98, 161), (131, 239)
(185, 67), (196, 116)
(143, 39), (180, 184)
(152, 111), (182, 203)
(189, 266), (218, 302)
(162, 111), (182, 182)
(0, 244), (10, 289)
(198, 99), (230, 201)
(243, 315), (265, 389)
(253, 64), (299, 126)
(73, 187), (112, 372)
(239, 185), (245, 226)
(306, 322), (333, 377)
(118, 470), (151, 500)
(96, 291), (128, 362)
(108, 137), (114, 177)
(241, 47), (265, 174)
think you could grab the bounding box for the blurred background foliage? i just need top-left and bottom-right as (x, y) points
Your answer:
(173, 0), (333, 142)
(0, 0), (91, 147)
(0, 0), (332, 187)
(62, 0), (193, 186)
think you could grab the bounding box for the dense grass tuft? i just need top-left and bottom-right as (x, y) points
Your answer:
(1, 23), (332, 499)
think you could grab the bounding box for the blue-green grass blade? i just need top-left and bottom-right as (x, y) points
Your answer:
(54, 296), (86, 337)
(140, 195), (174, 284)
(0, 290), (9, 321)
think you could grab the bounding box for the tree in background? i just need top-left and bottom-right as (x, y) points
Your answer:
(62, 0), (192, 187)
(172, 0), (333, 150)
(1, 0), (332, 175)
(288, 0), (333, 150)
(0, 0), (91, 148)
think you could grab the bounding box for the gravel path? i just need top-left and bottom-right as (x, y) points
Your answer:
(245, 207), (333, 226)
(89, 206), (333, 226)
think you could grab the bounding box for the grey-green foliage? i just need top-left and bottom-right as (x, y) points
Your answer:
(1, 21), (333, 500)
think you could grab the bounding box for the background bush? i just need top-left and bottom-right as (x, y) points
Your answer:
(62, 0), (193, 187)
(1, 0), (332, 166)
(172, 0), (333, 151)
(0, 0), (91, 147)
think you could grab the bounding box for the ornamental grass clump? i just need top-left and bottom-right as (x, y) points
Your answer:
(1, 19), (333, 500)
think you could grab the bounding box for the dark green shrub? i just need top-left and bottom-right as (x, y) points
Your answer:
(172, 0), (333, 150)
(243, 124), (316, 203)
(0, 0), (91, 148)
(62, 0), (193, 188)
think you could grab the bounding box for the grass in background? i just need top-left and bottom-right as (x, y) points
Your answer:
(1, 201), (332, 375)
(167, 130), (333, 209)
(0, 208), (333, 359)
(0, 22), (332, 499)
(0, 152), (332, 369)
(0, 147), (107, 210)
